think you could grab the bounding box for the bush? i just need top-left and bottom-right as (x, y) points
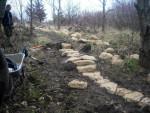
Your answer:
(123, 58), (140, 73)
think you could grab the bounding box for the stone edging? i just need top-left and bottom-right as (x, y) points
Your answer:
(60, 43), (150, 107)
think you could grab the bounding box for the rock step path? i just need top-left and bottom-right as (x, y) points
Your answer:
(60, 43), (150, 107)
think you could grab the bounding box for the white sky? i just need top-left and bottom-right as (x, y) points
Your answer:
(6, 0), (113, 21)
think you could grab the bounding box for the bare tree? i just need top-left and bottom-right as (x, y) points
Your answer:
(52, 0), (56, 24)
(57, 0), (61, 30)
(30, 0), (33, 35)
(102, 0), (106, 33)
(111, 0), (138, 30)
(15, 0), (23, 24)
(99, 0), (106, 33)
(47, 0), (56, 25)
(135, 0), (150, 69)
(26, 0), (33, 35)
(65, 0), (80, 25)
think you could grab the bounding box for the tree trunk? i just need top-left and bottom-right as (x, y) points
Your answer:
(57, 0), (61, 30)
(30, 0), (33, 35)
(102, 0), (106, 33)
(52, 0), (55, 25)
(135, 0), (150, 69)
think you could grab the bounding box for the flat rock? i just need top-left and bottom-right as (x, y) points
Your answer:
(130, 54), (139, 60)
(71, 37), (78, 41)
(61, 43), (72, 49)
(78, 38), (88, 43)
(95, 78), (110, 85)
(77, 65), (97, 73)
(80, 55), (97, 61)
(116, 88), (132, 96)
(103, 42), (110, 46)
(59, 49), (74, 52)
(99, 52), (113, 60)
(112, 55), (124, 65)
(100, 82), (118, 94)
(65, 57), (82, 63)
(82, 72), (103, 81)
(89, 40), (98, 44)
(71, 32), (81, 38)
(90, 35), (99, 40)
(67, 53), (81, 57)
(123, 91), (144, 102)
(104, 48), (115, 53)
(68, 79), (88, 89)
(95, 40), (103, 45)
(139, 97), (150, 106)
(62, 51), (79, 56)
(73, 60), (95, 66)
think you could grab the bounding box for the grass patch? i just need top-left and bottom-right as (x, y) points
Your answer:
(123, 58), (140, 73)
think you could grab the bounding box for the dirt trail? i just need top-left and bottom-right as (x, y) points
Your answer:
(1, 29), (149, 113)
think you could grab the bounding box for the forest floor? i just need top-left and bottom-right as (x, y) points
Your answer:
(0, 27), (150, 113)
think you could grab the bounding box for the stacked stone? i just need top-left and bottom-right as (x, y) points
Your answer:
(60, 43), (150, 106)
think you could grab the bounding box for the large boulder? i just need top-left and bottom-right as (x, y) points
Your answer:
(68, 80), (88, 89)
(99, 52), (113, 61)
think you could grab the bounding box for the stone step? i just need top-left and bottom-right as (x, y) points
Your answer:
(82, 72), (103, 81)
(59, 43), (150, 106)
(59, 49), (74, 52)
(80, 55), (97, 61)
(68, 79), (88, 89)
(77, 65), (97, 73)
(61, 43), (72, 49)
(73, 60), (96, 66)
